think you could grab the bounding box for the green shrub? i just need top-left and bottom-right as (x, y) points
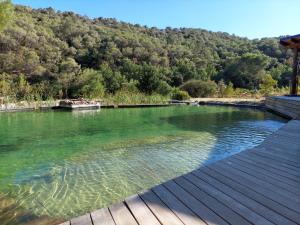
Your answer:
(180, 80), (217, 97)
(171, 88), (190, 100)
(259, 74), (277, 96)
(156, 81), (172, 96)
(224, 82), (234, 97)
(76, 69), (105, 99)
(106, 90), (168, 105)
(120, 80), (139, 93)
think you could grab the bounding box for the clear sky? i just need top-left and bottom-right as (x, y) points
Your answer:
(13, 0), (300, 39)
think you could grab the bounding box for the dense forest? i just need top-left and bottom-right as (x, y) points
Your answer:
(0, 1), (294, 103)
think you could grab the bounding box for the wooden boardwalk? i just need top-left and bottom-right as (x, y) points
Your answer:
(60, 119), (300, 225)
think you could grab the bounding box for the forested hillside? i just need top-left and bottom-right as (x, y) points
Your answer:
(0, 3), (294, 102)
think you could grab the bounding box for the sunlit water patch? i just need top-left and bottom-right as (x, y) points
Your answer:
(0, 106), (287, 224)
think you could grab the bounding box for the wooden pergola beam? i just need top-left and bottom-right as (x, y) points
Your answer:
(291, 49), (299, 95)
(279, 34), (300, 95)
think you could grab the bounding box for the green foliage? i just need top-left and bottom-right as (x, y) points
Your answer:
(180, 80), (217, 97)
(224, 82), (234, 97)
(107, 90), (168, 105)
(100, 64), (125, 94)
(0, 5), (294, 102)
(120, 80), (139, 93)
(156, 81), (172, 96)
(0, 0), (13, 31)
(217, 79), (226, 97)
(137, 63), (163, 94)
(171, 88), (190, 100)
(77, 69), (105, 99)
(221, 53), (271, 90)
(0, 73), (13, 97)
(259, 74), (277, 96)
(270, 64), (292, 87)
(15, 74), (32, 100)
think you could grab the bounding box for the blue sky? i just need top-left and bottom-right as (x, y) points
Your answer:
(13, 0), (300, 39)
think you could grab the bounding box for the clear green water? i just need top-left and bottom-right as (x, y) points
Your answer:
(0, 106), (287, 224)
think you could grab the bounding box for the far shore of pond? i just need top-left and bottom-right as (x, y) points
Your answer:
(0, 97), (265, 112)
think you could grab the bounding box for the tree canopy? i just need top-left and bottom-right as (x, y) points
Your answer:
(0, 5), (294, 101)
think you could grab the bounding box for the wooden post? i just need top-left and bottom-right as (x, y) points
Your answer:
(291, 49), (299, 95)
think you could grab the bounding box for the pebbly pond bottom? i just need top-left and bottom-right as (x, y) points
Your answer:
(0, 106), (287, 225)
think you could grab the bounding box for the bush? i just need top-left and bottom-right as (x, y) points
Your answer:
(180, 80), (217, 97)
(156, 81), (172, 96)
(76, 69), (105, 99)
(171, 88), (190, 100)
(259, 74), (277, 96)
(107, 90), (168, 105)
(224, 82), (234, 97)
(120, 80), (139, 93)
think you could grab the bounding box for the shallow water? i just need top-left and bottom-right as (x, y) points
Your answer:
(0, 106), (287, 224)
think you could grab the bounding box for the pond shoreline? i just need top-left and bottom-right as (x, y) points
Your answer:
(0, 98), (265, 112)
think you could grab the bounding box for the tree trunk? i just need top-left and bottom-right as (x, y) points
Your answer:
(291, 49), (299, 95)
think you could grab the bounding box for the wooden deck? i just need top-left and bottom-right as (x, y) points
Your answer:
(266, 96), (300, 119)
(60, 119), (300, 225)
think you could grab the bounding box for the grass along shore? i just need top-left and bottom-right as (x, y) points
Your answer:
(0, 97), (266, 112)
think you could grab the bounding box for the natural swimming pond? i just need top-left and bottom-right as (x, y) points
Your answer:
(0, 106), (287, 224)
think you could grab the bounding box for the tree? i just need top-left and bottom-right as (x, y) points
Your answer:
(15, 74), (32, 100)
(0, 0), (13, 31)
(156, 81), (172, 96)
(137, 64), (162, 94)
(0, 73), (12, 97)
(180, 80), (217, 97)
(259, 74), (277, 96)
(224, 82), (234, 97)
(222, 53), (271, 90)
(217, 79), (226, 97)
(100, 64), (125, 94)
(58, 58), (81, 98)
(77, 69), (105, 99)
(0, 4), (292, 101)
(171, 88), (190, 100)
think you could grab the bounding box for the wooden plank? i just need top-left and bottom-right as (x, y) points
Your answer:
(232, 154), (300, 188)
(224, 157), (300, 196)
(152, 184), (206, 225)
(252, 150), (300, 169)
(269, 129), (300, 140)
(236, 150), (300, 177)
(209, 163), (300, 213)
(217, 160), (300, 202)
(252, 146), (300, 162)
(243, 151), (300, 178)
(109, 202), (138, 225)
(201, 166), (300, 224)
(172, 176), (249, 225)
(260, 141), (300, 155)
(194, 168), (295, 225)
(262, 145), (300, 158)
(257, 147), (300, 161)
(125, 194), (160, 225)
(91, 208), (115, 225)
(183, 172), (274, 225)
(236, 152), (300, 182)
(71, 214), (93, 225)
(214, 160), (300, 205)
(163, 179), (229, 225)
(139, 190), (184, 225)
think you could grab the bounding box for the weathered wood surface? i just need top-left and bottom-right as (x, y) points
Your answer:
(59, 119), (300, 225)
(266, 96), (300, 119)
